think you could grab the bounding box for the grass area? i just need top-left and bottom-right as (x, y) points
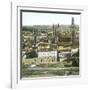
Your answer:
(36, 63), (64, 68)
(22, 68), (79, 77)
(21, 62), (79, 78)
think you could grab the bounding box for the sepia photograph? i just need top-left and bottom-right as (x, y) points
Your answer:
(21, 10), (80, 79)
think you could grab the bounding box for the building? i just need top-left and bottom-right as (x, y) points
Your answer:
(38, 51), (57, 58)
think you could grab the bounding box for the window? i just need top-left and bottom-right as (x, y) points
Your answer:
(11, 2), (87, 88)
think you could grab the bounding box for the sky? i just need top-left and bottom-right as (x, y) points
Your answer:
(22, 12), (80, 26)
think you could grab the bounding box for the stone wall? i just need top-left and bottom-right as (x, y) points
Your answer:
(22, 56), (57, 65)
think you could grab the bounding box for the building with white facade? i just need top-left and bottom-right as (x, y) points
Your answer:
(38, 51), (57, 58)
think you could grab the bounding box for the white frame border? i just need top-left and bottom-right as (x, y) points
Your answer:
(11, 1), (88, 88)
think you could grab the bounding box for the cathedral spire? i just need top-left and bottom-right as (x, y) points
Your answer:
(71, 17), (74, 26)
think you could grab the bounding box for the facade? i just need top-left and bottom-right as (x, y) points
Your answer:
(38, 51), (57, 58)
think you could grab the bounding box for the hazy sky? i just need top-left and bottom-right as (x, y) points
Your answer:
(22, 12), (80, 26)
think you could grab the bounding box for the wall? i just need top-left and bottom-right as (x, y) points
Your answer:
(0, 0), (90, 90)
